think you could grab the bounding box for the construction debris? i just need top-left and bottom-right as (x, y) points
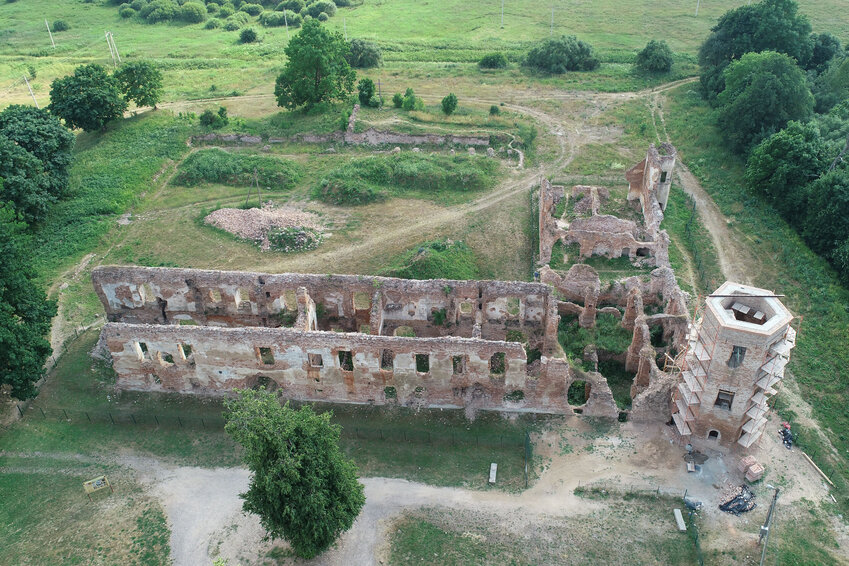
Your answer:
(719, 485), (757, 515)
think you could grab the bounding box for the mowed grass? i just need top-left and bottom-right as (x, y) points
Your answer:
(388, 496), (697, 565)
(3, 330), (548, 489)
(661, 84), (849, 516)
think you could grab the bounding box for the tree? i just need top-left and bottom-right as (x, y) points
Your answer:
(813, 55), (849, 113)
(357, 78), (375, 106)
(698, 0), (812, 99)
(223, 389), (365, 558)
(0, 105), (74, 203)
(401, 87), (423, 111)
(745, 121), (829, 220)
(441, 93), (458, 115)
(346, 39), (382, 68)
(524, 35), (599, 73)
(274, 20), (356, 110)
(115, 62), (164, 109)
(0, 203), (57, 400)
(0, 138), (54, 224)
(635, 40), (673, 73)
(479, 52), (508, 69)
(806, 32), (844, 73)
(48, 64), (128, 132)
(804, 168), (849, 265)
(717, 51), (813, 152)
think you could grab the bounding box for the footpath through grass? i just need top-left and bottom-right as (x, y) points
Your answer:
(663, 84), (849, 518)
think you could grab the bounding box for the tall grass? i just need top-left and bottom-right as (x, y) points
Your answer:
(172, 148), (302, 188)
(380, 239), (479, 280)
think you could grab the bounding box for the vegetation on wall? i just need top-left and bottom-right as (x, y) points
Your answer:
(380, 239), (479, 280)
(172, 148), (302, 188)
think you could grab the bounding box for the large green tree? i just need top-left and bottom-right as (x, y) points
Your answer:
(224, 389), (365, 558)
(698, 0), (812, 99)
(0, 202), (57, 400)
(717, 51), (813, 152)
(524, 35), (599, 73)
(745, 121), (829, 220)
(115, 61), (164, 109)
(0, 137), (53, 224)
(804, 168), (849, 277)
(48, 64), (128, 132)
(0, 105), (74, 201)
(274, 19), (356, 110)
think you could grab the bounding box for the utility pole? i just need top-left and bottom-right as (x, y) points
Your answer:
(501, 0), (505, 28)
(758, 486), (780, 566)
(283, 10), (289, 39)
(344, 18), (347, 41)
(109, 32), (121, 64)
(695, 0), (700, 16)
(23, 75), (39, 108)
(106, 31), (116, 67)
(45, 20), (55, 49)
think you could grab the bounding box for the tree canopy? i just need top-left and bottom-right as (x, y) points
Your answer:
(804, 168), (849, 271)
(115, 61), (164, 109)
(223, 389), (365, 558)
(745, 121), (829, 219)
(346, 38), (382, 68)
(698, 0), (812, 99)
(48, 64), (128, 132)
(524, 35), (599, 73)
(274, 20), (356, 110)
(0, 105), (74, 215)
(635, 40), (673, 73)
(717, 51), (813, 152)
(0, 203), (57, 400)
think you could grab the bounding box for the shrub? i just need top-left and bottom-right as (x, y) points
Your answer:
(260, 10), (301, 27)
(524, 35), (599, 73)
(635, 40), (673, 73)
(174, 148), (302, 188)
(392, 92), (403, 108)
(307, 0), (335, 17)
(198, 106), (229, 128)
(223, 19), (241, 31)
(51, 20), (70, 32)
(401, 88), (423, 111)
(441, 93), (458, 115)
(218, 5), (235, 17)
(239, 3), (263, 16)
(140, 0), (179, 23)
(347, 38), (382, 68)
(130, 0), (146, 9)
(119, 6), (136, 17)
(479, 52), (508, 69)
(312, 176), (387, 205)
(489, 105), (500, 115)
(317, 12), (328, 21)
(357, 78), (375, 106)
(277, 0), (304, 11)
(207, 3), (219, 13)
(205, 18), (221, 29)
(240, 27), (258, 43)
(180, 1), (207, 22)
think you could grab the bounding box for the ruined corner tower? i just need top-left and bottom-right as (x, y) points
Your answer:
(626, 142), (676, 212)
(672, 282), (796, 451)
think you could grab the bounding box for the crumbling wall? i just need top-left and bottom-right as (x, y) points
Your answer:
(190, 130), (493, 148)
(100, 322), (573, 413)
(92, 266), (556, 351)
(626, 143), (676, 212)
(538, 179), (565, 266)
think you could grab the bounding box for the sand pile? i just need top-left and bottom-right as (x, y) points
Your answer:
(204, 205), (323, 251)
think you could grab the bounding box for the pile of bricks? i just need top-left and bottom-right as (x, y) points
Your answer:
(738, 455), (765, 482)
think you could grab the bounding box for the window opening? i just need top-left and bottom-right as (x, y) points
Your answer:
(727, 345), (746, 369)
(714, 390), (735, 411)
(381, 349), (395, 371)
(338, 350), (354, 371)
(257, 347), (274, 365)
(308, 353), (323, 368)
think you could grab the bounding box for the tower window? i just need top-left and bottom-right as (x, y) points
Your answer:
(727, 345), (746, 369)
(714, 390), (735, 411)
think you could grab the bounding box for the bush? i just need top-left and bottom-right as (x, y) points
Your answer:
(392, 92), (403, 108)
(489, 105), (500, 115)
(441, 93), (458, 115)
(525, 35), (599, 73)
(312, 176), (387, 205)
(205, 18), (221, 29)
(198, 106), (229, 128)
(130, 0), (146, 9)
(174, 148), (302, 188)
(307, 0), (335, 17)
(240, 27), (258, 43)
(180, 1), (207, 22)
(347, 38), (382, 68)
(260, 10), (301, 27)
(317, 12), (328, 21)
(401, 88), (423, 111)
(479, 52), (508, 69)
(218, 5), (235, 17)
(635, 40), (673, 73)
(207, 3), (219, 13)
(140, 0), (179, 23)
(239, 3), (263, 16)
(277, 0), (304, 11)
(223, 19), (241, 31)
(357, 78), (375, 106)
(51, 20), (70, 32)
(119, 6), (136, 18)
